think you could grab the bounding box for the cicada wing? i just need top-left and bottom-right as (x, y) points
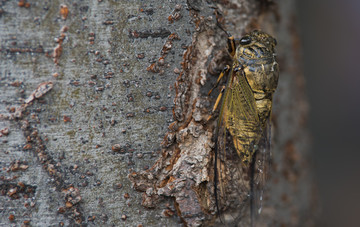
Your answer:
(252, 121), (272, 222)
(214, 117), (251, 226)
(214, 67), (263, 226)
(213, 80), (236, 225)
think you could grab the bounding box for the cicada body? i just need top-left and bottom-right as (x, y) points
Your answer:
(226, 30), (279, 164)
(210, 30), (279, 226)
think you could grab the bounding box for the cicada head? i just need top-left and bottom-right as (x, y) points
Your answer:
(234, 30), (279, 94)
(236, 30), (277, 61)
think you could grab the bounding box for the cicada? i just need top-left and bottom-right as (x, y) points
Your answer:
(209, 30), (279, 226)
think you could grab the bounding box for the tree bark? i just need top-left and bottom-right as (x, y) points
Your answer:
(0, 0), (317, 226)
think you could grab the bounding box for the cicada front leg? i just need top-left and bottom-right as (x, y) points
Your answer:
(207, 31), (237, 121)
(207, 65), (231, 122)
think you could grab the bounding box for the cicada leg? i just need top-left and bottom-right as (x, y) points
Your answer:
(208, 65), (230, 96)
(207, 65), (232, 122)
(215, 15), (237, 57)
(207, 85), (225, 122)
(207, 30), (237, 122)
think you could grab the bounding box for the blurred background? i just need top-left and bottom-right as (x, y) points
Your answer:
(297, 0), (360, 226)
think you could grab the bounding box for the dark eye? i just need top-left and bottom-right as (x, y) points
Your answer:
(240, 36), (251, 45)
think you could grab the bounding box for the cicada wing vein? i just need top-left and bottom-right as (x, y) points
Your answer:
(214, 67), (266, 226)
(252, 121), (272, 218)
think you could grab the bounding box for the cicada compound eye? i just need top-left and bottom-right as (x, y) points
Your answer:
(240, 36), (252, 45)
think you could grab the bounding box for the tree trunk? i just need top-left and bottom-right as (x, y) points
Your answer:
(0, 0), (316, 226)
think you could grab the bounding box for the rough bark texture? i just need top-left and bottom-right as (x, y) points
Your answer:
(0, 0), (316, 226)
